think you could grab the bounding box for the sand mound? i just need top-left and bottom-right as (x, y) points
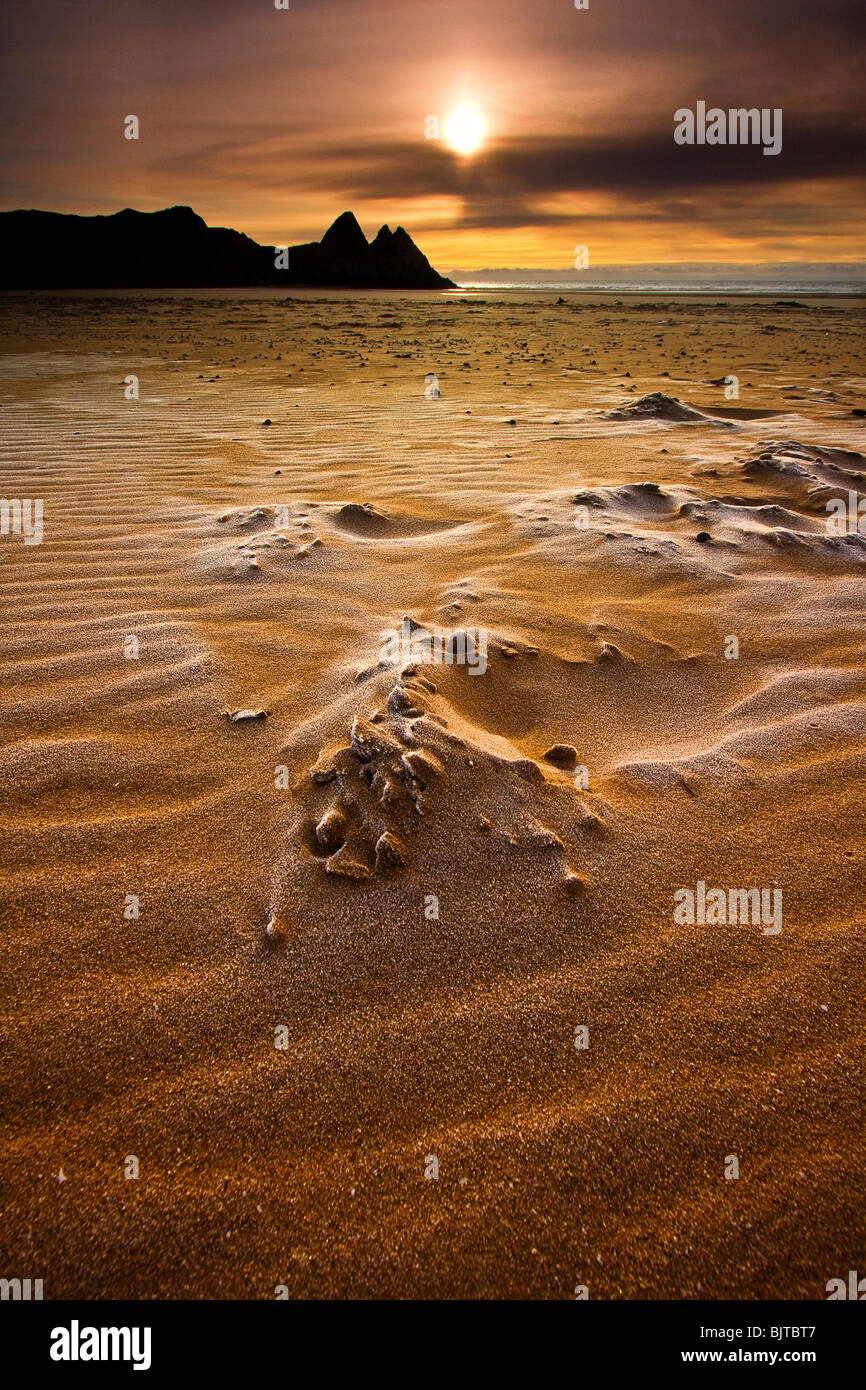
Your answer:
(286, 666), (603, 889)
(607, 391), (726, 424)
(616, 697), (866, 795)
(216, 505), (280, 534)
(333, 502), (397, 537)
(193, 533), (324, 581)
(738, 440), (866, 516)
(725, 668), (866, 724)
(331, 502), (460, 540)
(742, 439), (866, 486)
(565, 458), (866, 569)
(574, 481), (686, 518)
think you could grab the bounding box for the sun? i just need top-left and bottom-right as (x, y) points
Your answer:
(445, 104), (485, 156)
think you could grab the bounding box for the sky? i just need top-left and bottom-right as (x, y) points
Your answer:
(0, 0), (864, 271)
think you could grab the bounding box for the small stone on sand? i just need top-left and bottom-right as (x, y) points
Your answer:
(265, 916), (285, 945)
(543, 744), (579, 770)
(375, 831), (409, 869)
(564, 872), (588, 895)
(315, 805), (347, 854)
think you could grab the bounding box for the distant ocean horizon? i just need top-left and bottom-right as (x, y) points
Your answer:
(448, 263), (866, 295)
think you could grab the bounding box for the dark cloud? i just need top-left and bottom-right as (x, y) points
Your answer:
(166, 122), (865, 226)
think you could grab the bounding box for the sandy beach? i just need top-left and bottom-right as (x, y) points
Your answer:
(1, 290), (864, 1299)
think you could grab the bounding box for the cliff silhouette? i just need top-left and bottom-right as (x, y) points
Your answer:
(0, 206), (455, 289)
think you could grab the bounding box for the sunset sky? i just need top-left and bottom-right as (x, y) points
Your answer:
(1, 0), (864, 270)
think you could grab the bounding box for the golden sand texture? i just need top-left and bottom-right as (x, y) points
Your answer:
(0, 291), (864, 1298)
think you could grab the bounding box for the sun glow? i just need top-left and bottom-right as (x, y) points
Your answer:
(445, 104), (485, 156)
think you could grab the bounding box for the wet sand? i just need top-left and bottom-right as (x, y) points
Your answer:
(1, 290), (864, 1298)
